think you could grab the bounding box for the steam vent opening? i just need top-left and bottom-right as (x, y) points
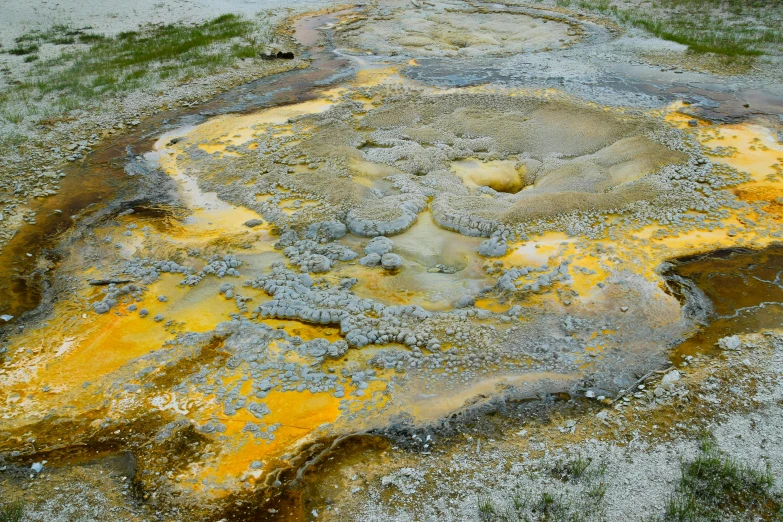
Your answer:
(2, 0), (783, 520)
(451, 159), (527, 193)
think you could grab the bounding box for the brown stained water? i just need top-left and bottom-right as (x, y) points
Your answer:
(0, 151), (129, 319)
(0, 9), (349, 325)
(669, 245), (783, 361)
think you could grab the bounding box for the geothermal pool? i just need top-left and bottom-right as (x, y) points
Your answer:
(2, 2), (783, 520)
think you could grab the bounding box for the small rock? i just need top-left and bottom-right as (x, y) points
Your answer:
(661, 369), (681, 386)
(380, 253), (402, 270)
(365, 236), (393, 256)
(306, 254), (331, 274)
(359, 253), (382, 267)
(244, 219), (264, 228)
(478, 237), (507, 257)
(456, 295), (475, 308)
(717, 335), (742, 351)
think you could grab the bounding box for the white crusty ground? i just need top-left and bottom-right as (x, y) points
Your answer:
(352, 333), (783, 521)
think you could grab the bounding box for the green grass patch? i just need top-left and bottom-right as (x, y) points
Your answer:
(12, 24), (80, 47)
(0, 14), (273, 138)
(0, 104), (27, 124)
(0, 499), (24, 522)
(576, 0), (783, 56)
(550, 455), (595, 482)
(0, 133), (30, 148)
(27, 14), (267, 100)
(660, 436), (783, 521)
(475, 458), (608, 522)
(478, 490), (591, 522)
(6, 44), (39, 56)
(624, 16), (764, 56)
(579, 0), (610, 11)
(78, 33), (107, 44)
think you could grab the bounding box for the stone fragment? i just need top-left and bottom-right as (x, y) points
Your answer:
(306, 254), (332, 273)
(365, 236), (394, 256)
(359, 253), (382, 267)
(381, 253), (402, 270)
(243, 218), (264, 228)
(478, 237), (507, 257)
(717, 335), (742, 351)
(661, 369), (681, 386)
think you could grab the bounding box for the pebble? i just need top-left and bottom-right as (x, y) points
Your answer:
(661, 369), (681, 386)
(717, 335), (742, 351)
(359, 253), (382, 267)
(381, 253), (402, 270)
(365, 236), (394, 256)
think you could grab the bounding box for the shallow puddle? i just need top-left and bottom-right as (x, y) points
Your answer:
(668, 245), (783, 361)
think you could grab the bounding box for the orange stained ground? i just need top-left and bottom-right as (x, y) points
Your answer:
(3, 85), (783, 499)
(187, 389), (345, 495)
(498, 105), (783, 310)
